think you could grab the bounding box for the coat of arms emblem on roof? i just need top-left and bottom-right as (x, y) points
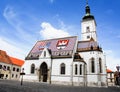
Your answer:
(56, 39), (69, 50)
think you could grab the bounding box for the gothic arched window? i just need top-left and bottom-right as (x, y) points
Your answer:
(75, 64), (78, 75)
(60, 63), (65, 75)
(91, 58), (95, 73)
(99, 58), (102, 73)
(31, 64), (35, 74)
(80, 64), (82, 75)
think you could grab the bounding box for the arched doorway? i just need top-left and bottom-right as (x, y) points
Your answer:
(39, 62), (48, 82)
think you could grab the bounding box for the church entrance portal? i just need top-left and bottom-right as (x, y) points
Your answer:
(39, 62), (48, 82)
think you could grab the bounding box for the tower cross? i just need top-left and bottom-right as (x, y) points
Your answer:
(86, 0), (88, 5)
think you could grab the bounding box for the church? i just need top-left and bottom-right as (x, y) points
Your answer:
(22, 2), (107, 87)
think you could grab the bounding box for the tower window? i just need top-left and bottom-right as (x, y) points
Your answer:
(86, 26), (90, 32)
(87, 35), (90, 39)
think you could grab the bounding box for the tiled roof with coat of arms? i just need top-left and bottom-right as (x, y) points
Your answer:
(25, 36), (77, 60)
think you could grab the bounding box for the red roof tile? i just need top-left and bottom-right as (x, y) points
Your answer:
(0, 50), (24, 66)
(0, 50), (11, 64)
(10, 57), (24, 67)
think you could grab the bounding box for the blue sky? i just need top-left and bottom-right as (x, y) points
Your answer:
(0, 0), (120, 71)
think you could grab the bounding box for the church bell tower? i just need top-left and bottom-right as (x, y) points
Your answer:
(81, 1), (97, 41)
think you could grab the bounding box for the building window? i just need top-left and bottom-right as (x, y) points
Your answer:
(60, 63), (65, 75)
(0, 65), (2, 69)
(75, 64), (78, 75)
(87, 35), (90, 39)
(4, 66), (6, 70)
(17, 68), (20, 72)
(99, 58), (102, 73)
(6, 75), (8, 79)
(7, 66), (10, 70)
(13, 67), (15, 71)
(44, 51), (46, 57)
(16, 74), (18, 78)
(91, 58), (95, 73)
(80, 64), (82, 75)
(12, 74), (14, 78)
(31, 64), (35, 74)
(86, 26), (90, 32)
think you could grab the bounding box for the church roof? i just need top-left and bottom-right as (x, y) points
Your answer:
(25, 36), (77, 60)
(73, 53), (85, 63)
(77, 38), (102, 52)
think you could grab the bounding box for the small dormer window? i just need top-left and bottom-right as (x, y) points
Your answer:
(86, 26), (90, 32)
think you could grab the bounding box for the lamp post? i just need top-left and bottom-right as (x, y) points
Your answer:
(20, 68), (25, 86)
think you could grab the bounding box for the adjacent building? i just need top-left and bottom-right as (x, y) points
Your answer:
(107, 69), (115, 86)
(0, 50), (24, 80)
(22, 3), (107, 87)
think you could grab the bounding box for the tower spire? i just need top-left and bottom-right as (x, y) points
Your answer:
(85, 0), (90, 15)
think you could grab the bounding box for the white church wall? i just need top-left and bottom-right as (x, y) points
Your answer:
(22, 57), (52, 82)
(51, 58), (73, 85)
(79, 51), (107, 86)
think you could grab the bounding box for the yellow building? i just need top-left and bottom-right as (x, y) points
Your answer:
(0, 50), (24, 80)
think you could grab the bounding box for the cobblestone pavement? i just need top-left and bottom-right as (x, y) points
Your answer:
(0, 79), (120, 92)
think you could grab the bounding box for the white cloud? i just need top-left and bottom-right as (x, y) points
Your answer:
(0, 38), (25, 60)
(40, 22), (70, 39)
(105, 50), (120, 71)
(3, 5), (37, 43)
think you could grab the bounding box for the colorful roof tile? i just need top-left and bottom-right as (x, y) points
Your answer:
(25, 36), (77, 60)
(77, 38), (102, 52)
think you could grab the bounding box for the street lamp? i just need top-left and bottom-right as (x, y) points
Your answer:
(20, 68), (25, 86)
